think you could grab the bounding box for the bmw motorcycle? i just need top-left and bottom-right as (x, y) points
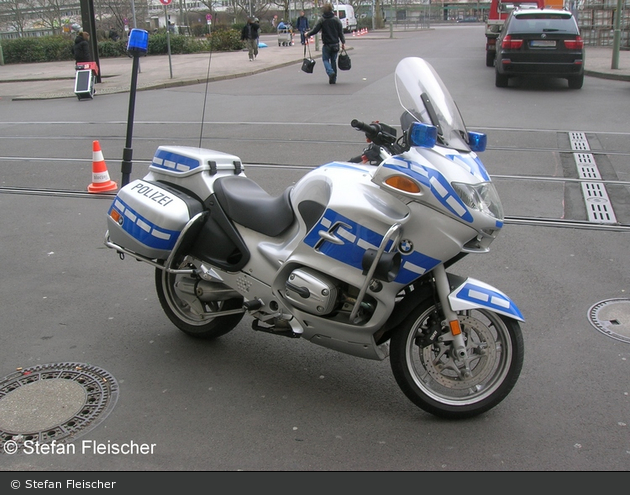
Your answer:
(104, 57), (524, 419)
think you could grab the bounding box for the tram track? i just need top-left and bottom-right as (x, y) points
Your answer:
(1, 126), (628, 231)
(2, 184), (629, 232)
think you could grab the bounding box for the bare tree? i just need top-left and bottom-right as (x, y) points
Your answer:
(271, 0), (289, 23)
(0, 0), (30, 36)
(31, 0), (70, 34)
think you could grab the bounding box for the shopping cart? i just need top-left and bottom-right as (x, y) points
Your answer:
(277, 27), (294, 46)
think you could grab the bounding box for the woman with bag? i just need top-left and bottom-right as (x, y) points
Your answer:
(306, 3), (346, 85)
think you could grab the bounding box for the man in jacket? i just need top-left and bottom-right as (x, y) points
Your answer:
(240, 18), (260, 61)
(296, 11), (309, 45)
(306, 4), (345, 84)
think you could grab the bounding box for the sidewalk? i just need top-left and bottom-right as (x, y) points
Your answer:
(0, 31), (628, 101)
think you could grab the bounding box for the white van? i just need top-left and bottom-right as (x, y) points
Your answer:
(334, 4), (358, 33)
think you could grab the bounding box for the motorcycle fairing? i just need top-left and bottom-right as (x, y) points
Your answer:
(303, 208), (440, 285)
(381, 157), (474, 223)
(442, 153), (490, 182)
(448, 277), (524, 322)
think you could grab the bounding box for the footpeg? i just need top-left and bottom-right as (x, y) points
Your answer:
(243, 298), (263, 311)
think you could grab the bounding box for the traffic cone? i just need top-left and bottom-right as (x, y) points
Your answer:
(88, 140), (118, 193)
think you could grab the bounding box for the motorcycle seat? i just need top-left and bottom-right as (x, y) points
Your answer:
(214, 176), (294, 237)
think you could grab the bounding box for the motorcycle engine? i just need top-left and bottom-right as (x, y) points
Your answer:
(284, 268), (339, 316)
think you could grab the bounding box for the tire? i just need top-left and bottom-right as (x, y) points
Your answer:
(155, 260), (244, 339)
(495, 70), (509, 88)
(486, 50), (495, 67)
(390, 300), (524, 419)
(568, 74), (584, 89)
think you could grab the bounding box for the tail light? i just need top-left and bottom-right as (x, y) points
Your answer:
(564, 36), (584, 49)
(501, 35), (523, 50)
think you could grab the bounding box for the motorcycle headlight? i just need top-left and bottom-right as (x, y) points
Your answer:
(452, 181), (504, 221)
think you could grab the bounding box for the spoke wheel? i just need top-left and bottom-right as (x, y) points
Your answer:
(155, 258), (244, 339)
(390, 300), (523, 419)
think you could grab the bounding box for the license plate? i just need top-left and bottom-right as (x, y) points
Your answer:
(530, 40), (556, 47)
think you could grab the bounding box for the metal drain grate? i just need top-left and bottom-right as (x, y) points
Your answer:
(569, 132), (618, 224)
(574, 153), (601, 180)
(0, 363), (119, 454)
(588, 299), (630, 344)
(581, 182), (618, 223)
(569, 132), (590, 151)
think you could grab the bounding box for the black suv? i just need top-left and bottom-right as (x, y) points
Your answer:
(495, 8), (584, 89)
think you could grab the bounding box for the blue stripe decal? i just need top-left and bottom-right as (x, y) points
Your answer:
(304, 209), (440, 285)
(454, 282), (524, 320)
(108, 197), (180, 251)
(382, 160), (474, 223)
(444, 154), (490, 181)
(151, 149), (201, 173)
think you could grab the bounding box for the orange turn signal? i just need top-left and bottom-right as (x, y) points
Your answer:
(384, 176), (421, 194)
(449, 319), (462, 336)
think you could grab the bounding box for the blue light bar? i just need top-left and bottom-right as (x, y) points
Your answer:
(468, 132), (487, 152)
(408, 122), (437, 149)
(127, 29), (149, 54)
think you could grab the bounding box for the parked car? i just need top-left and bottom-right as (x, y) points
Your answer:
(494, 8), (584, 89)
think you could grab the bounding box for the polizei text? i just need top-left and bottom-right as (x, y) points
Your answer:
(131, 182), (174, 207)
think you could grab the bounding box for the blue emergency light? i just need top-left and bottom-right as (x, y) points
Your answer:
(127, 29), (149, 55)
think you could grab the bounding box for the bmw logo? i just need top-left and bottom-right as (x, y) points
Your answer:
(399, 239), (413, 254)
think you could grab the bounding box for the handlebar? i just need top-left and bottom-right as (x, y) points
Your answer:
(350, 119), (401, 153)
(351, 119), (381, 140)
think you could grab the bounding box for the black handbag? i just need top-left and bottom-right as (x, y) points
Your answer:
(302, 44), (316, 74)
(338, 49), (351, 71)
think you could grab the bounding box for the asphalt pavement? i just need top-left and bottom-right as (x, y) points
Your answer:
(0, 28), (629, 101)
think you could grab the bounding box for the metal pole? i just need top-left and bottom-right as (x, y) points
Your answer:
(121, 53), (140, 187)
(611, 0), (623, 69)
(164, 5), (173, 78)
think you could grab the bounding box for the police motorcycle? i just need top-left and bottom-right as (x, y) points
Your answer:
(104, 57), (524, 419)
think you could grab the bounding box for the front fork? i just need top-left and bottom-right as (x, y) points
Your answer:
(433, 264), (471, 374)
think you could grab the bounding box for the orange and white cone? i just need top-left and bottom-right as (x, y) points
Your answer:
(88, 140), (118, 193)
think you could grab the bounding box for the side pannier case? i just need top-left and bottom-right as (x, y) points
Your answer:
(106, 146), (245, 261)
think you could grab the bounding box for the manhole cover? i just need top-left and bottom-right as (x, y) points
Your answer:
(588, 299), (630, 344)
(0, 363), (118, 454)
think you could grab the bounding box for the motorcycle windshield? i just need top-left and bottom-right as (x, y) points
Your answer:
(395, 57), (470, 152)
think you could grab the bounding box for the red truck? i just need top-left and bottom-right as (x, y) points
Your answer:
(485, 0), (546, 66)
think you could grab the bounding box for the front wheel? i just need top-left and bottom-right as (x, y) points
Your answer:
(155, 259), (244, 339)
(390, 300), (523, 419)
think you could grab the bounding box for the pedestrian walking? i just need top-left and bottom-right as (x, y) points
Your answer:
(306, 4), (346, 85)
(72, 31), (92, 64)
(296, 11), (309, 45)
(241, 17), (260, 61)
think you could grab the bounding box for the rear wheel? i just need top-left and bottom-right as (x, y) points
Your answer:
(495, 70), (509, 88)
(390, 300), (524, 419)
(155, 257), (244, 339)
(567, 74), (584, 89)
